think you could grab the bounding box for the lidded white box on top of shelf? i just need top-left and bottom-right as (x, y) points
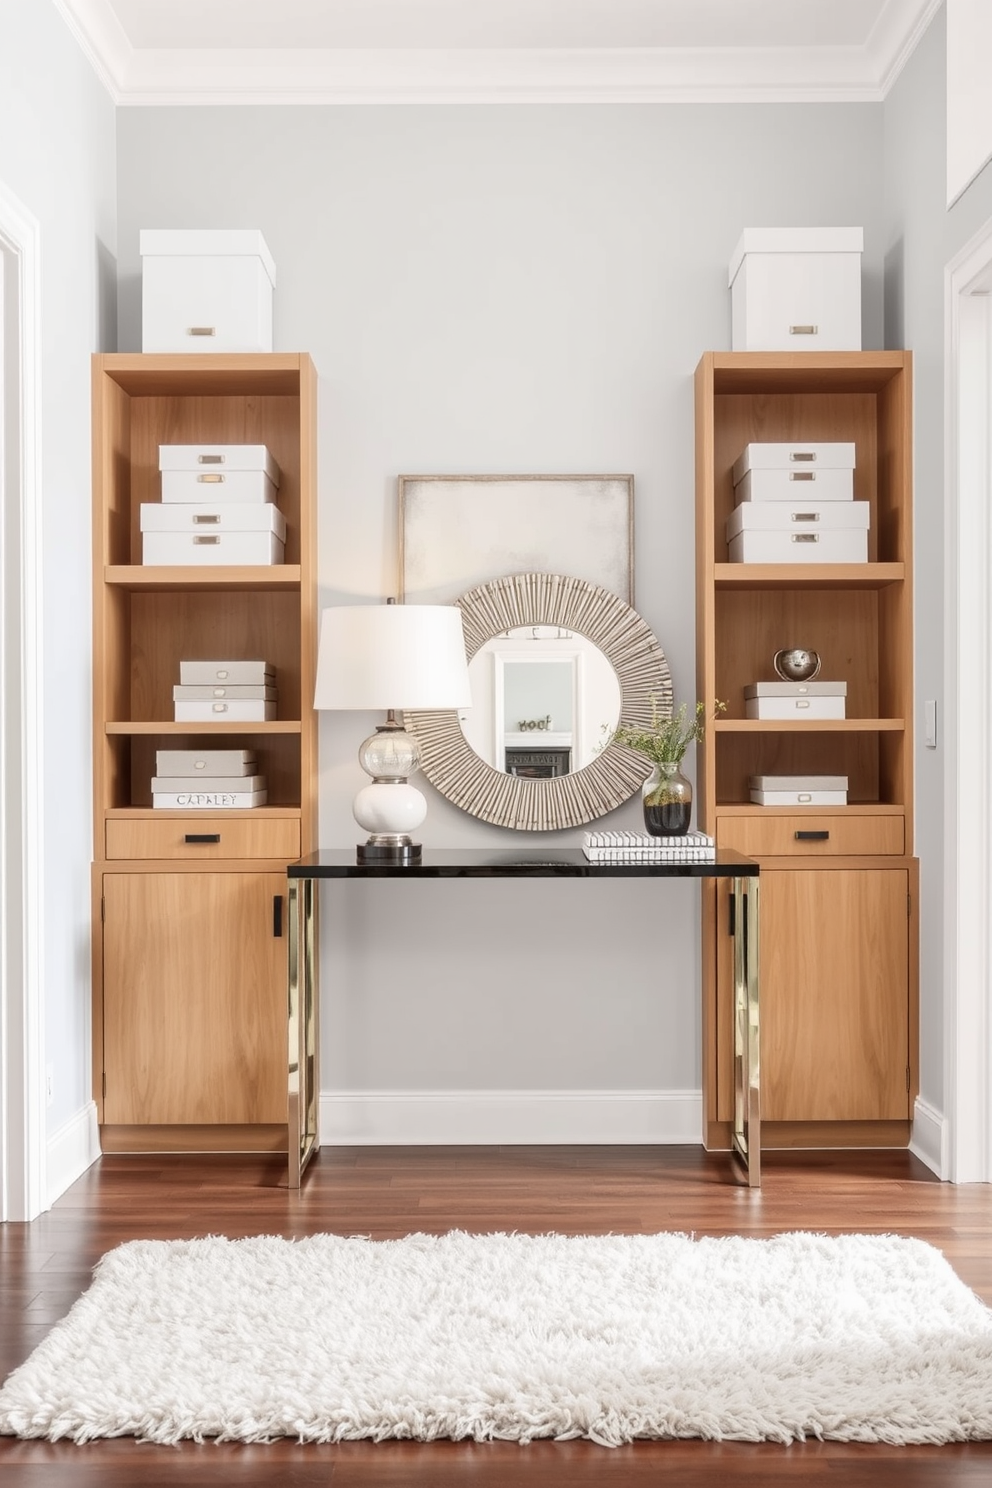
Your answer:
(158, 444), (280, 503)
(726, 502), (868, 541)
(141, 526), (285, 566)
(155, 748), (258, 776)
(732, 442), (855, 489)
(141, 503), (286, 542)
(178, 661), (273, 686)
(744, 679), (846, 720)
(140, 230), (276, 354)
(729, 228), (863, 352)
(749, 774), (849, 807)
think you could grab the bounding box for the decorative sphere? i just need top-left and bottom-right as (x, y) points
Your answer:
(773, 648), (821, 682)
(353, 782), (427, 835)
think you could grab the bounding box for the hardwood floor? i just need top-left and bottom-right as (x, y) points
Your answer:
(2, 1143), (992, 1485)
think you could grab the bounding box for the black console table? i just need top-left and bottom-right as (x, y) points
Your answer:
(286, 848), (760, 1190)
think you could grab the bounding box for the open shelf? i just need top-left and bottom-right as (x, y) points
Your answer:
(714, 563), (904, 590)
(106, 565), (302, 592)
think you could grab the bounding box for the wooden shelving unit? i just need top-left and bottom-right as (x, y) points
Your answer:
(695, 351), (918, 1151)
(91, 352), (317, 1154)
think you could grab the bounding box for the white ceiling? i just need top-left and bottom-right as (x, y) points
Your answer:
(53, 0), (942, 105)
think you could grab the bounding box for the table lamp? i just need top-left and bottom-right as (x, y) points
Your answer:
(313, 599), (471, 864)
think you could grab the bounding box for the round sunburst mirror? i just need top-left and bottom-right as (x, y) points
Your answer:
(403, 572), (672, 831)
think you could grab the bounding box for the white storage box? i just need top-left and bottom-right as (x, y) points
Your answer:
(745, 695), (846, 720)
(140, 230), (276, 354)
(152, 774), (267, 794)
(729, 228), (863, 352)
(174, 699), (277, 722)
(141, 503), (286, 542)
(158, 444), (280, 503)
(725, 526), (862, 565)
(173, 685), (277, 703)
(155, 748), (258, 776)
(727, 501), (869, 549)
(749, 773), (849, 807)
(153, 788), (269, 809)
(142, 530), (285, 566)
(178, 661), (274, 686)
(735, 469), (855, 503)
(732, 441), (855, 485)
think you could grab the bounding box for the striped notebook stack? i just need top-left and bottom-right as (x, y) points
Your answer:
(582, 830), (716, 863)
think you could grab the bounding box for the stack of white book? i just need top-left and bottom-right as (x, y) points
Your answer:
(173, 659), (277, 722)
(583, 831), (716, 862)
(152, 748), (267, 809)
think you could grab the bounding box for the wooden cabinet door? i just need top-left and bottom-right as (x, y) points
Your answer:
(759, 867), (911, 1122)
(102, 872), (287, 1125)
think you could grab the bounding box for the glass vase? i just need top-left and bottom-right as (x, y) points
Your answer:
(642, 760), (693, 836)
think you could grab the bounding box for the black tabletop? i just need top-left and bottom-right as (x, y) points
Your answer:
(288, 847), (759, 879)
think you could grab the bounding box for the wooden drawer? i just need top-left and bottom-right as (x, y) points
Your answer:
(106, 816), (301, 862)
(717, 813), (905, 858)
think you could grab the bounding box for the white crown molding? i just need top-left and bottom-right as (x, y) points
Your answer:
(867, 0), (943, 95)
(50, 0), (131, 104)
(55, 0), (940, 105)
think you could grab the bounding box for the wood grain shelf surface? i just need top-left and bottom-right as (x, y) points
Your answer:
(714, 717), (905, 732)
(105, 720), (303, 734)
(713, 562), (904, 589)
(105, 565), (302, 591)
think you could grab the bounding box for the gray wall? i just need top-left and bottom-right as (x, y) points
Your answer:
(883, 2), (992, 1117)
(116, 102), (886, 1118)
(0, 0), (117, 1137)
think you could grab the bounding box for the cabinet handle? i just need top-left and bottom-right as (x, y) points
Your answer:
(185, 833), (220, 844)
(795, 830), (829, 841)
(728, 892), (736, 937)
(273, 895), (284, 937)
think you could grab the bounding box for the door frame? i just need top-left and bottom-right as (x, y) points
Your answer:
(944, 214), (992, 1182)
(0, 180), (46, 1221)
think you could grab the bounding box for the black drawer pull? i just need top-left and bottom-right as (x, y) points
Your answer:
(795, 830), (829, 841)
(273, 895), (284, 938)
(185, 833), (221, 844)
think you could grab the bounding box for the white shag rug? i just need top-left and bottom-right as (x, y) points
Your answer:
(2, 1230), (992, 1447)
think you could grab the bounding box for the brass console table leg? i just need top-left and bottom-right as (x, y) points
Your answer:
(731, 876), (761, 1187)
(288, 877), (319, 1188)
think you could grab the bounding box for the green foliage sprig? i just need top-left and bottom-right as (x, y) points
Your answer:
(609, 697), (726, 767)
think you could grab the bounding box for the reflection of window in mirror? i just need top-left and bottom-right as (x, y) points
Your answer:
(459, 626), (622, 776)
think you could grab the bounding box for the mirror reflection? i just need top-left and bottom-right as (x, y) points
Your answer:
(459, 626), (622, 777)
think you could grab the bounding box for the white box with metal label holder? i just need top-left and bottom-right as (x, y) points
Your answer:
(729, 228), (863, 352)
(749, 774), (849, 807)
(156, 748), (258, 776)
(734, 440), (856, 488)
(158, 444), (280, 504)
(142, 504), (285, 540)
(142, 528), (285, 566)
(178, 661), (274, 686)
(744, 680), (846, 720)
(726, 501), (869, 565)
(140, 230), (276, 354)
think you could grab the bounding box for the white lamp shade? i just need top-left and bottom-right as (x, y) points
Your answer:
(313, 603), (472, 711)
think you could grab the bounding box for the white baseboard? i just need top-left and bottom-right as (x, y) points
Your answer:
(910, 1097), (947, 1178)
(319, 1089), (703, 1146)
(46, 1100), (101, 1207)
